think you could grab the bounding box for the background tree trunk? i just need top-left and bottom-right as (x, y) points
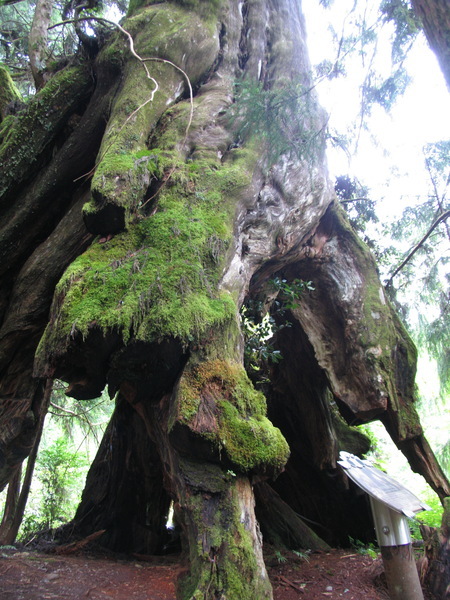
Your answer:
(28, 0), (54, 90)
(420, 498), (450, 599)
(0, 464), (21, 543)
(0, 379), (52, 544)
(411, 0), (450, 90)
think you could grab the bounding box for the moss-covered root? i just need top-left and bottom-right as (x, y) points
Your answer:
(176, 468), (273, 600)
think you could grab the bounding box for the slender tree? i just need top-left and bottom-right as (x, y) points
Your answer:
(28, 0), (53, 89)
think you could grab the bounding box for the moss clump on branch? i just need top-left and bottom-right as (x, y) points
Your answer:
(41, 192), (235, 344)
(37, 137), (256, 366)
(0, 65), (21, 120)
(175, 359), (290, 476)
(0, 64), (92, 200)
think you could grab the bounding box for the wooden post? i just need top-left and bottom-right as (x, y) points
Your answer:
(370, 497), (424, 600)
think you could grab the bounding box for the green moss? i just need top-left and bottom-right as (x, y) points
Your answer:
(218, 400), (289, 473)
(43, 193), (236, 345)
(0, 64), (92, 198)
(179, 359), (267, 417)
(175, 359), (290, 475)
(0, 64), (21, 119)
(125, 4), (219, 71)
(178, 476), (273, 599)
(38, 115), (257, 363)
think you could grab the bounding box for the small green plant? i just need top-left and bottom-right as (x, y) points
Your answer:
(241, 277), (314, 375)
(349, 536), (378, 559)
(409, 491), (444, 540)
(271, 277), (315, 310)
(293, 549), (311, 562)
(241, 305), (283, 371)
(275, 550), (287, 563)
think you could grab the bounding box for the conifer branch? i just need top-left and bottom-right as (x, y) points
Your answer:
(386, 209), (450, 286)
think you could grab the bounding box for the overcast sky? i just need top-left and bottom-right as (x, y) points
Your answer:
(302, 0), (450, 219)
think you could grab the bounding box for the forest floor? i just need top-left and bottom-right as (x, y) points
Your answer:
(0, 545), (434, 600)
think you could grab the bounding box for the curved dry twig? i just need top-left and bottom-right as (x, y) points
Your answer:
(49, 14), (194, 196)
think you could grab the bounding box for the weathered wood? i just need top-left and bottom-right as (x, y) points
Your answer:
(254, 481), (330, 551)
(54, 530), (106, 555)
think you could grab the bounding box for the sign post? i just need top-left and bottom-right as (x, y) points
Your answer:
(338, 452), (430, 600)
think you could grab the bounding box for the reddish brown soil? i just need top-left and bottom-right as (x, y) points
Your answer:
(0, 547), (432, 599)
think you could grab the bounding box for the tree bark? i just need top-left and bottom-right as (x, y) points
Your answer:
(0, 379), (52, 544)
(65, 394), (172, 554)
(421, 497), (450, 600)
(0, 463), (21, 542)
(411, 0), (450, 91)
(254, 481), (330, 552)
(0, 1), (449, 598)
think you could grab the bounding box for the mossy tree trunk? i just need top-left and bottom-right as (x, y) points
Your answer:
(1, 0), (449, 598)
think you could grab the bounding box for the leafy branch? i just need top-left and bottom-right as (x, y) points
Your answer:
(241, 278), (314, 375)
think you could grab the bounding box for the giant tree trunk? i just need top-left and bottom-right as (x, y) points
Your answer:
(1, 0), (449, 597)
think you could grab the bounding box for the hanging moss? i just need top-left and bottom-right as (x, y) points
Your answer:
(41, 195), (235, 344)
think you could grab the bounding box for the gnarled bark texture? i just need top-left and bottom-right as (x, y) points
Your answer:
(0, 0), (449, 598)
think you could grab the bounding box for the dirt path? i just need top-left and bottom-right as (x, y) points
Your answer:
(0, 547), (432, 599)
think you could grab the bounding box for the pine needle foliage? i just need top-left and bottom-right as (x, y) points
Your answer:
(231, 79), (325, 167)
